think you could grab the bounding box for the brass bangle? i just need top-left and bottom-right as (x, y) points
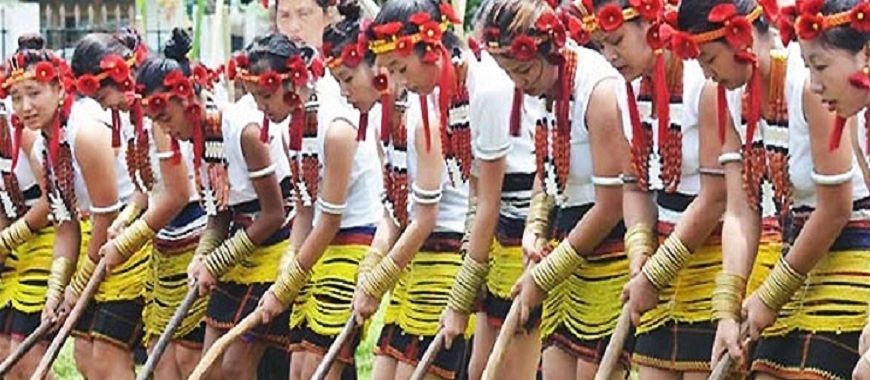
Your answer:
(531, 240), (586, 292)
(360, 256), (403, 299)
(358, 249), (385, 278)
(68, 256), (98, 298)
(46, 257), (74, 304)
(0, 218), (33, 258)
(525, 193), (555, 238)
(641, 234), (692, 290)
(270, 257), (310, 306)
(115, 202), (143, 228)
(195, 228), (225, 257)
(112, 218), (156, 258)
(712, 271), (747, 321)
(203, 230), (257, 278)
(756, 256), (806, 312)
(624, 223), (656, 263)
(446, 255), (489, 313)
(461, 197), (478, 254)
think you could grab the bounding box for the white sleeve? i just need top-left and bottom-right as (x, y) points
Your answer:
(470, 81), (513, 162)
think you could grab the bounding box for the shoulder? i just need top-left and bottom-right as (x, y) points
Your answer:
(67, 98), (110, 128)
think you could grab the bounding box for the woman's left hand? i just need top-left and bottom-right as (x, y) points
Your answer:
(742, 293), (777, 340)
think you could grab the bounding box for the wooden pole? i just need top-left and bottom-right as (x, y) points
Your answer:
(311, 317), (358, 380)
(0, 320), (53, 376)
(136, 285), (200, 380)
(409, 330), (445, 380)
(593, 304), (632, 380)
(187, 309), (263, 380)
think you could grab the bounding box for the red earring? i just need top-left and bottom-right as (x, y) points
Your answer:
(850, 65), (870, 90)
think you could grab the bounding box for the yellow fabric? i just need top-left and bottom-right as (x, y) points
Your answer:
(0, 247), (18, 309)
(383, 250), (475, 337)
(486, 239), (524, 300)
(221, 239), (288, 284)
(95, 241), (150, 302)
(540, 242), (628, 341)
(290, 244), (366, 336)
(637, 237), (781, 334)
(143, 245), (209, 345)
(764, 248), (870, 336)
(10, 226), (56, 313)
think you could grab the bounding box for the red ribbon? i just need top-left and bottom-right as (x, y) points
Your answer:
(358, 112), (368, 141)
(111, 109), (121, 148)
(653, 52), (670, 151)
(717, 84), (727, 145)
(510, 87), (523, 137)
(828, 115), (847, 151)
(260, 114), (270, 143)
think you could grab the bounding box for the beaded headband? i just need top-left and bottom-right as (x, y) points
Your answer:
(367, 2), (460, 62)
(0, 50), (70, 100)
(482, 10), (567, 61)
(778, 0), (870, 44)
(323, 21), (371, 70)
(670, 5), (765, 60)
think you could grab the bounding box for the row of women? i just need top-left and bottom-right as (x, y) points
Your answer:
(0, 0), (868, 378)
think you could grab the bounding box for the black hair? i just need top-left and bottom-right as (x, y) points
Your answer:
(71, 28), (142, 79)
(677, 0), (770, 37)
(481, 0), (559, 57)
(5, 34), (59, 78)
(367, 0), (463, 54)
(244, 32), (315, 77)
(323, 0), (376, 66)
(817, 0), (869, 52)
(135, 27), (193, 96)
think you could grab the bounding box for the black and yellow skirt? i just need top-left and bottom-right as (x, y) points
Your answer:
(750, 217), (870, 380)
(540, 205), (629, 366)
(143, 203), (208, 348)
(0, 226), (55, 338)
(479, 217), (538, 327)
(376, 232), (472, 379)
(73, 221), (150, 350)
(633, 192), (780, 372)
(289, 226), (374, 364)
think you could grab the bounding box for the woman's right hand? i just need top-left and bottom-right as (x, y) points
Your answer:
(257, 290), (287, 325)
(440, 308), (470, 349)
(187, 256), (216, 296)
(710, 318), (745, 368)
(521, 231), (550, 267)
(41, 295), (64, 327)
(621, 273), (659, 325)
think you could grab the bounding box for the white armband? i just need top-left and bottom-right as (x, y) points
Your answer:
(90, 201), (124, 215)
(317, 198), (347, 215)
(811, 167), (854, 186)
(411, 183), (442, 205)
(248, 164), (276, 179)
(718, 152), (742, 166)
(591, 176), (623, 187)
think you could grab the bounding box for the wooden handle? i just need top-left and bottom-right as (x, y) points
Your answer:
(708, 323), (750, 380)
(481, 299), (522, 380)
(410, 330), (446, 380)
(136, 284), (200, 380)
(188, 309), (263, 380)
(0, 320), (52, 376)
(311, 317), (358, 380)
(594, 304), (632, 380)
(30, 260), (108, 380)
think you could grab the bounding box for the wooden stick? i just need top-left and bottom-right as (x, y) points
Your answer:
(593, 304), (632, 380)
(136, 285), (200, 380)
(708, 323), (750, 380)
(311, 317), (358, 380)
(481, 298), (522, 380)
(187, 309), (263, 380)
(0, 320), (53, 376)
(30, 260), (108, 380)
(410, 330), (446, 380)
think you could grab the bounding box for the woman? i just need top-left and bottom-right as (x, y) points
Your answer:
(4, 33), (146, 379)
(137, 27), (293, 379)
(235, 18), (381, 380)
(476, 0), (637, 378)
(674, 0), (870, 379)
(70, 29), (209, 379)
(780, 0), (870, 378)
(0, 45), (55, 378)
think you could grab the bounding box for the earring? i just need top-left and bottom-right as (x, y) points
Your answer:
(849, 65), (870, 90)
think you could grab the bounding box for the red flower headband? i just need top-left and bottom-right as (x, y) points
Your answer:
(367, 2), (461, 63)
(0, 51), (70, 100)
(483, 10), (567, 61)
(323, 22), (370, 70)
(778, 0), (870, 45)
(74, 46), (147, 97)
(227, 52), (324, 92)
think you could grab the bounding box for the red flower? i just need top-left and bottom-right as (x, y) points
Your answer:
(340, 44), (363, 67)
(629, 0), (663, 21)
(723, 17), (753, 48)
(134, 45), (148, 65)
(396, 36), (414, 56)
(322, 42), (335, 60)
(144, 93), (169, 115)
(226, 58), (238, 80)
(410, 12), (432, 26)
(118, 78), (134, 92)
(734, 50), (757, 64)
(0, 85), (7, 100)
(422, 45), (440, 64)
(100, 55), (130, 83)
(287, 57), (308, 88)
(163, 70), (186, 88)
(797, 0), (824, 15)
(419, 21), (443, 44)
(283, 92), (301, 108)
(33, 62), (57, 83)
(795, 13), (825, 40)
(646, 23), (673, 50)
(664, 9), (678, 26)
(76, 75), (100, 96)
(708, 3), (737, 23)
(598, 4), (626, 32)
(192, 65), (210, 85)
(258, 71), (283, 92)
(468, 37), (482, 60)
(535, 12), (559, 34)
(510, 35), (539, 61)
(235, 54), (249, 69)
(372, 22), (403, 39)
(670, 31), (699, 59)
(439, 3), (461, 24)
(550, 24), (567, 48)
(373, 74), (389, 92)
(851, 3), (870, 32)
(173, 77), (193, 98)
(184, 103), (203, 121)
(310, 58), (325, 80)
(777, 16), (796, 45)
(758, 0), (779, 22)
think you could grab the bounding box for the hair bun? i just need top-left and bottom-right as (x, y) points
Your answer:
(337, 0), (362, 20)
(163, 28), (192, 61)
(118, 27), (143, 51)
(17, 34), (45, 51)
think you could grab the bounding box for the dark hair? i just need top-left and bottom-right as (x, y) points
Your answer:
(244, 32), (315, 77)
(5, 34), (61, 78)
(482, 0), (559, 58)
(71, 28), (142, 78)
(677, 0), (769, 36)
(323, 0), (376, 66)
(817, 0), (869, 52)
(135, 27), (192, 96)
(367, 0), (463, 53)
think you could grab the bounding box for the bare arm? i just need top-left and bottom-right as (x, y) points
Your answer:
(139, 123), (191, 231)
(76, 123), (122, 262)
(295, 120), (357, 270)
(240, 124), (286, 244)
(466, 158), (505, 263)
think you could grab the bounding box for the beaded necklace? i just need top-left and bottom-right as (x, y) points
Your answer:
(638, 56), (684, 192)
(0, 112), (25, 219)
(288, 93), (320, 208)
(195, 100), (228, 216)
(535, 48), (578, 201)
(764, 50), (790, 220)
(382, 95), (410, 228)
(435, 50), (473, 187)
